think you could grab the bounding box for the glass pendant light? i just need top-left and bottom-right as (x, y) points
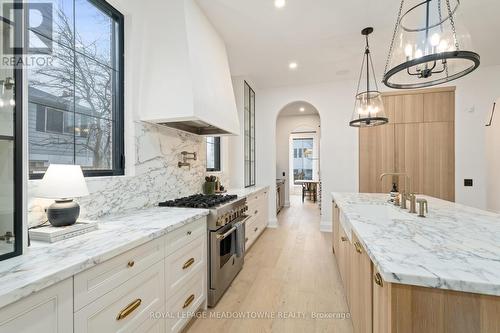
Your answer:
(383, 0), (479, 89)
(350, 27), (388, 128)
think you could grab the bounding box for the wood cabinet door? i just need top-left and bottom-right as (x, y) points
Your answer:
(423, 122), (455, 201)
(424, 91), (455, 122)
(395, 123), (424, 194)
(359, 124), (395, 193)
(338, 226), (351, 305)
(372, 267), (391, 333)
(332, 203), (340, 254)
(349, 234), (373, 333)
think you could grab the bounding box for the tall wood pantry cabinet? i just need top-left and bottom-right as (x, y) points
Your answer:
(359, 87), (455, 201)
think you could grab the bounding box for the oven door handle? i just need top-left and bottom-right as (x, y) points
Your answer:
(216, 226), (237, 240)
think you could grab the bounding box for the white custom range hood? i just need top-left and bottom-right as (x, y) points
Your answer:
(139, 0), (239, 136)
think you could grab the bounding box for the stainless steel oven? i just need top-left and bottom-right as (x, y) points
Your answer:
(208, 214), (249, 307)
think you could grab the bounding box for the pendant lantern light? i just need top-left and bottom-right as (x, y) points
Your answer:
(383, 0), (480, 89)
(349, 27), (388, 128)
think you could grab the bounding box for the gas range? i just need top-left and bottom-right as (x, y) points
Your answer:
(159, 194), (248, 231)
(159, 193), (249, 307)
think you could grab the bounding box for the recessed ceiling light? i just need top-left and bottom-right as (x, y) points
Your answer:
(289, 62), (298, 70)
(299, 107), (305, 112)
(274, 0), (286, 8)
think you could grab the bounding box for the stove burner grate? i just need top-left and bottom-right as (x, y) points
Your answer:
(159, 194), (238, 209)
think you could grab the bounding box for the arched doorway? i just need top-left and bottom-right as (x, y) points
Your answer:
(275, 101), (321, 214)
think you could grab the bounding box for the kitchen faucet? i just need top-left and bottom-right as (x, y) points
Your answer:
(379, 173), (412, 210)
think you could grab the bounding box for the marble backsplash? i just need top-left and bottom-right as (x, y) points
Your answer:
(28, 121), (228, 227)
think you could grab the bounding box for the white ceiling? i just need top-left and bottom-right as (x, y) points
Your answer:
(196, 0), (500, 88)
(278, 101), (319, 117)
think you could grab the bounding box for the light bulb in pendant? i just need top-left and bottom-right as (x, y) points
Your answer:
(414, 49), (423, 59)
(438, 40), (449, 52)
(9, 99), (15, 106)
(430, 33), (441, 47)
(405, 44), (413, 58)
(0, 99), (4, 108)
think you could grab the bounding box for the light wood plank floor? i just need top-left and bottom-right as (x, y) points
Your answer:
(186, 195), (353, 333)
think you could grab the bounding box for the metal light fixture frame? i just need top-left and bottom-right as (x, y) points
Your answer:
(349, 27), (388, 128)
(383, 0), (480, 89)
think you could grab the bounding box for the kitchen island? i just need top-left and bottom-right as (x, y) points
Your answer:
(331, 192), (500, 333)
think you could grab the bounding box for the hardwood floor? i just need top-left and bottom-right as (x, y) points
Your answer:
(187, 195), (353, 333)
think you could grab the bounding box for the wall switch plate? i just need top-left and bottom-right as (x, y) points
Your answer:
(464, 179), (473, 187)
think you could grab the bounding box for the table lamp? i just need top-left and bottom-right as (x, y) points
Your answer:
(37, 164), (89, 227)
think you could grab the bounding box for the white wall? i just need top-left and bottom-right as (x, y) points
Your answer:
(257, 64), (500, 230)
(257, 81), (359, 230)
(276, 114), (320, 206)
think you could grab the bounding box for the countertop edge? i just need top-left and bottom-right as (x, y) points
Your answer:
(0, 210), (209, 310)
(331, 192), (500, 297)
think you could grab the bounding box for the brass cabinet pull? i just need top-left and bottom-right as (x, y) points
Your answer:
(245, 237), (249, 242)
(374, 273), (384, 287)
(127, 261), (135, 268)
(254, 227), (258, 232)
(183, 294), (195, 309)
(182, 258), (195, 270)
(116, 299), (142, 320)
(354, 241), (363, 254)
(187, 231), (192, 235)
(341, 236), (348, 242)
(254, 210), (258, 215)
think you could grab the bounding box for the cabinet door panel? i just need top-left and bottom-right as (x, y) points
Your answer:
(395, 123), (424, 194)
(424, 92), (455, 122)
(373, 267), (391, 333)
(423, 122), (455, 201)
(349, 234), (372, 333)
(393, 94), (424, 124)
(359, 124), (395, 193)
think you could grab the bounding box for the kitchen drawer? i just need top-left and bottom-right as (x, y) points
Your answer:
(165, 234), (205, 296)
(75, 260), (165, 333)
(74, 238), (164, 311)
(166, 268), (206, 333)
(165, 217), (206, 256)
(136, 306), (165, 333)
(245, 216), (264, 250)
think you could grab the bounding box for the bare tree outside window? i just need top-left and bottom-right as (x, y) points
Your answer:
(28, 0), (123, 178)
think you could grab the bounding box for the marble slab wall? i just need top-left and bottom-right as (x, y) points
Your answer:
(28, 121), (228, 226)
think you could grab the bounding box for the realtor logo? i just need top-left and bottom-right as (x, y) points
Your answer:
(2, 2), (53, 55)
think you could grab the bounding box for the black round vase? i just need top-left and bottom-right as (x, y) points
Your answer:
(47, 199), (80, 227)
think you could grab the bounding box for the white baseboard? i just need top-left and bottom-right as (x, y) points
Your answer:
(267, 218), (278, 228)
(320, 220), (332, 232)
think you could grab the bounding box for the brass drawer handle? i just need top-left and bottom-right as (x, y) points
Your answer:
(354, 241), (362, 254)
(340, 236), (348, 242)
(254, 210), (258, 215)
(127, 261), (135, 268)
(254, 227), (258, 232)
(374, 273), (384, 287)
(187, 231), (192, 235)
(182, 258), (195, 270)
(116, 299), (142, 321)
(183, 294), (195, 309)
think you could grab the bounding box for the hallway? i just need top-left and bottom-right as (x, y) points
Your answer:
(187, 195), (353, 333)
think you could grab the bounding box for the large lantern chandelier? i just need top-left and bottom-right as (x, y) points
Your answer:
(383, 0), (480, 89)
(349, 27), (388, 128)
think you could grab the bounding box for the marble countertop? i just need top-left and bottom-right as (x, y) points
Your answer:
(0, 207), (209, 309)
(331, 192), (500, 296)
(226, 185), (269, 199)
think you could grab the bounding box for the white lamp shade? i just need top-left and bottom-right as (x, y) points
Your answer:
(37, 164), (89, 199)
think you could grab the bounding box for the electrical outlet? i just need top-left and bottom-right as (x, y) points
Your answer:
(464, 179), (473, 187)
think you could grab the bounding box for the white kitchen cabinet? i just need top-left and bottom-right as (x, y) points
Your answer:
(245, 189), (269, 250)
(74, 261), (165, 333)
(0, 278), (73, 333)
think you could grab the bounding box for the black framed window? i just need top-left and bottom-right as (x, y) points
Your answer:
(206, 137), (221, 172)
(27, 0), (124, 179)
(244, 81), (255, 187)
